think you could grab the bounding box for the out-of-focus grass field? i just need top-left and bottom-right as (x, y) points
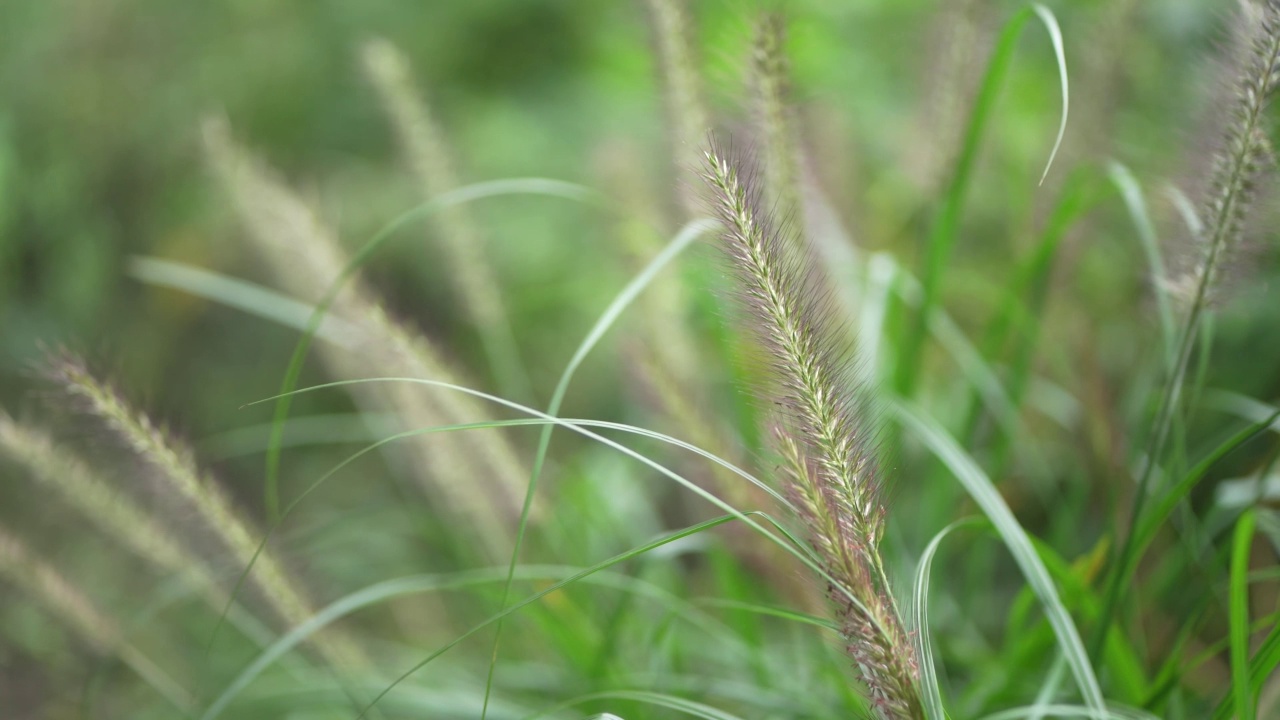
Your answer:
(2, 0), (1279, 718)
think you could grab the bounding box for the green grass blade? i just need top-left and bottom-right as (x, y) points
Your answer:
(262, 177), (600, 521)
(1230, 509), (1256, 720)
(196, 177), (599, 656)
(197, 516), (738, 720)
(479, 217), (716, 719)
(913, 518), (978, 720)
(244, 376), (824, 565)
(350, 515), (744, 720)
(894, 3), (1070, 397)
(128, 256), (358, 344)
(889, 399), (1106, 716)
(1030, 4), (1069, 185)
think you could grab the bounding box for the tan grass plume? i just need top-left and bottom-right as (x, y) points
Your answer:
(202, 119), (534, 559)
(702, 141), (922, 719)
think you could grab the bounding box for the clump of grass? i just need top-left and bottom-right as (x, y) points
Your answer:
(1100, 0), (1280, 645)
(45, 351), (368, 672)
(702, 143), (922, 719)
(360, 38), (532, 402)
(202, 119), (532, 557)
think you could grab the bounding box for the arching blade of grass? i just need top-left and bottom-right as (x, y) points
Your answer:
(201, 405), (799, 669)
(527, 690), (750, 720)
(242, 376), (907, 714)
(198, 515), (739, 720)
(262, 177), (600, 521)
(480, 217), (717, 719)
(894, 3), (1069, 398)
(242, 376), (842, 573)
(888, 399), (1106, 717)
(351, 515), (760, 719)
(913, 518), (981, 720)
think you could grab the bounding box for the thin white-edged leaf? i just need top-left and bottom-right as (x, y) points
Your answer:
(889, 400), (1107, 717)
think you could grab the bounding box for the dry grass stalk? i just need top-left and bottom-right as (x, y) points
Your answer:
(360, 38), (532, 401)
(644, 0), (710, 220)
(202, 119), (533, 557)
(0, 411), (222, 602)
(903, 0), (990, 195)
(702, 143), (922, 719)
(1180, 0), (1280, 305)
(46, 353), (370, 672)
(749, 13), (800, 216)
(0, 524), (193, 710)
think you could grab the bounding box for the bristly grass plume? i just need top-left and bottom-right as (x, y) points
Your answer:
(702, 141), (922, 719)
(44, 351), (370, 672)
(1185, 0), (1280, 305)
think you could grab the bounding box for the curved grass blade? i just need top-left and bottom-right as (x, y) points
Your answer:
(262, 177), (600, 520)
(1031, 4), (1069, 186)
(202, 405), (797, 671)
(894, 2), (1070, 397)
(479, 217), (715, 719)
(128, 257), (360, 345)
(244, 376), (839, 573)
(197, 516), (736, 720)
(913, 518), (982, 720)
(889, 399), (1106, 716)
(242, 377), (897, 707)
(200, 177), (598, 656)
(352, 516), (740, 720)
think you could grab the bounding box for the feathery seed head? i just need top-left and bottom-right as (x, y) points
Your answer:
(1175, 0), (1280, 304)
(703, 143), (921, 718)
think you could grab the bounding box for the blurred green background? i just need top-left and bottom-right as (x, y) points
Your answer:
(3, 0), (1279, 718)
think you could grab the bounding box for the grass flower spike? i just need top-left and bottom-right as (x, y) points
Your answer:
(702, 142), (922, 719)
